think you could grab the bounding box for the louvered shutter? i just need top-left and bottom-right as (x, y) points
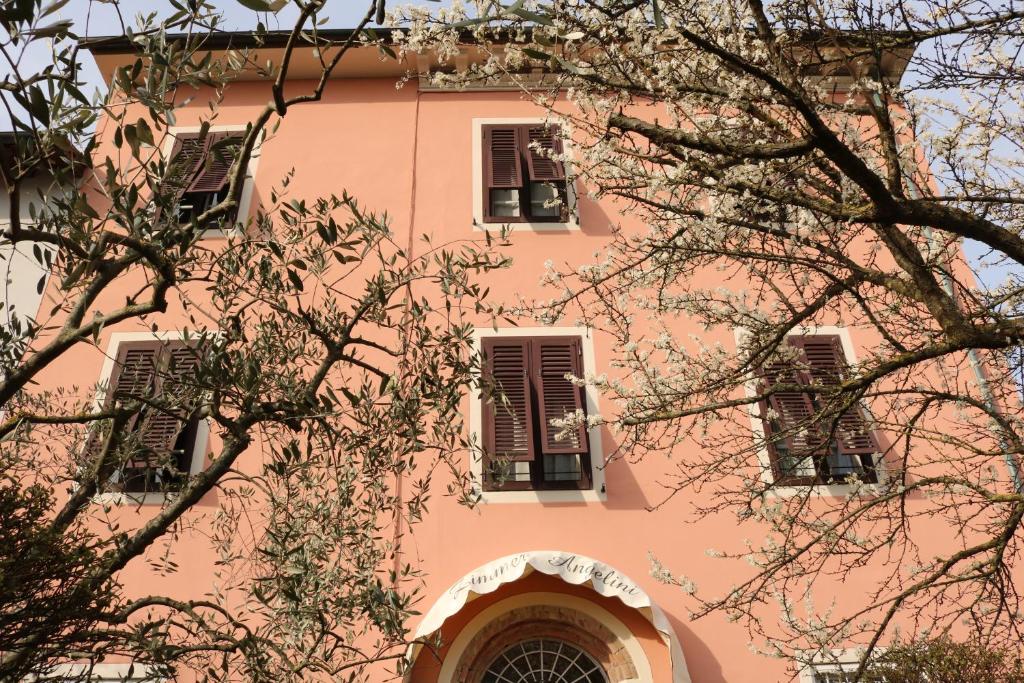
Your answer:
(165, 134), (209, 197)
(133, 341), (201, 467)
(484, 126), (524, 189)
(109, 342), (162, 423)
(89, 341), (161, 469)
(522, 125), (565, 181)
(759, 353), (821, 460)
(791, 335), (878, 456)
(186, 132), (242, 193)
(533, 337), (589, 455)
(83, 341), (162, 458)
(482, 338), (535, 461)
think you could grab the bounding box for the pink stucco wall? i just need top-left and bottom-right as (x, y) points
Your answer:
(33, 66), (1015, 682)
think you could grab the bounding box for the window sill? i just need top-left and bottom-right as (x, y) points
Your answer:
(475, 486), (606, 504)
(474, 219), (580, 233)
(196, 225), (244, 240)
(764, 481), (883, 499)
(92, 491), (183, 506)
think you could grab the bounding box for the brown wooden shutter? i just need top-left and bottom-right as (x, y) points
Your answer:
(522, 125), (565, 181)
(186, 132), (242, 193)
(532, 337), (589, 455)
(108, 341), (162, 416)
(104, 340), (198, 470)
(88, 340), (161, 468)
(484, 126), (524, 189)
(759, 354), (820, 459)
(166, 134), (209, 196)
(134, 341), (201, 464)
(791, 335), (878, 456)
(481, 338), (535, 461)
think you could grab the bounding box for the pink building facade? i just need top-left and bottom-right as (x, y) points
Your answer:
(37, 34), (1005, 682)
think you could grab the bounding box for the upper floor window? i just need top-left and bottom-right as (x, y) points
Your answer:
(758, 334), (880, 486)
(166, 132), (243, 225)
(481, 124), (568, 223)
(480, 335), (592, 491)
(87, 339), (204, 495)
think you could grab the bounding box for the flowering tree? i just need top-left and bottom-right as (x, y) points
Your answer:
(870, 637), (1024, 683)
(396, 0), (1024, 676)
(0, 1), (505, 680)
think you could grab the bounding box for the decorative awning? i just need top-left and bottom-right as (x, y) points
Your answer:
(410, 550), (692, 683)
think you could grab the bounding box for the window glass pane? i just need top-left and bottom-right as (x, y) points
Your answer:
(482, 639), (608, 682)
(489, 460), (531, 483)
(777, 448), (815, 479)
(543, 453), (581, 481)
(528, 182), (563, 217)
(179, 188), (229, 224)
(826, 449), (862, 478)
(490, 189), (521, 217)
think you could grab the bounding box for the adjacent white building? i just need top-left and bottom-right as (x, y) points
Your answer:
(0, 133), (77, 335)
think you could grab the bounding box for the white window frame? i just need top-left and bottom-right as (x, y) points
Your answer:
(735, 325), (884, 497)
(160, 124), (262, 239)
(88, 331), (212, 505)
(471, 117), (580, 232)
(32, 662), (160, 681)
(797, 647), (879, 683)
(470, 326), (606, 503)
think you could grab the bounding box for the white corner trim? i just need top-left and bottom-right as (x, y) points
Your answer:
(436, 591), (653, 683)
(89, 331), (211, 506)
(471, 117), (580, 232)
(162, 124), (262, 239)
(733, 325), (884, 495)
(470, 326), (606, 504)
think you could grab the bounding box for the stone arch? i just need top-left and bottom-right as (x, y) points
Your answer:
(456, 604), (639, 682)
(407, 551), (692, 682)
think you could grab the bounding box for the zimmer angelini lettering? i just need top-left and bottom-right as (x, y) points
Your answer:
(546, 554), (641, 596)
(449, 553), (531, 596)
(448, 553), (641, 599)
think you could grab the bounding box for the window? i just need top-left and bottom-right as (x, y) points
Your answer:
(165, 132), (243, 225)
(87, 340), (204, 494)
(758, 335), (879, 486)
(480, 336), (592, 491)
(481, 124), (568, 223)
(482, 639), (607, 683)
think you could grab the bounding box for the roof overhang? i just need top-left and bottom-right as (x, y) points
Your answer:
(81, 27), (918, 86)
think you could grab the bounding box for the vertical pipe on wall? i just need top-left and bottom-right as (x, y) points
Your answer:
(872, 93), (1023, 491)
(393, 83), (424, 586)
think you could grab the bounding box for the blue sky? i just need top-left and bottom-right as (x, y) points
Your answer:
(1, 1), (1014, 287)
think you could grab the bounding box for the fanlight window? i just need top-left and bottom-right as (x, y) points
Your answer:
(481, 638), (607, 683)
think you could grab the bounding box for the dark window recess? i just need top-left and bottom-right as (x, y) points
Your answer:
(165, 132), (243, 226)
(85, 340), (204, 494)
(758, 335), (880, 486)
(482, 124), (568, 223)
(480, 336), (591, 491)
